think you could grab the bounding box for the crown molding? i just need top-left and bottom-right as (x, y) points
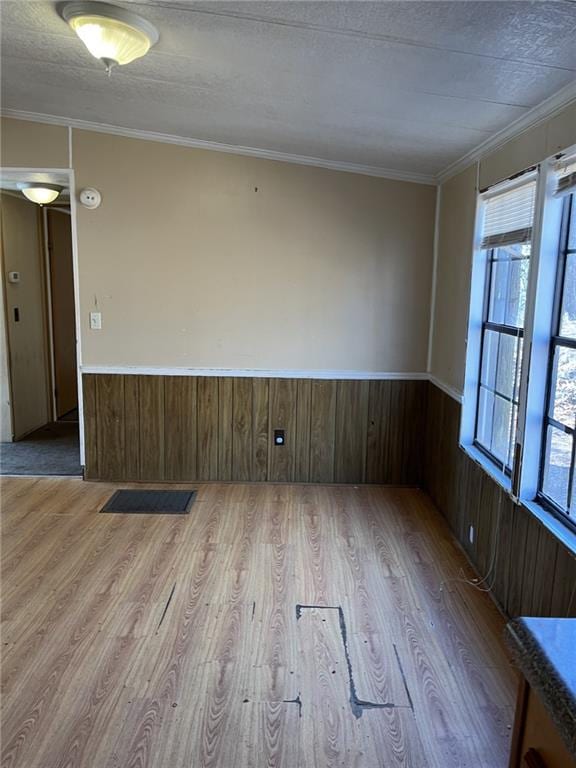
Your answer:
(0, 108), (436, 185)
(3, 80), (575, 188)
(436, 80), (576, 185)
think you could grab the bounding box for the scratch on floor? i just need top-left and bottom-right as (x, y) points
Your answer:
(156, 582), (176, 632)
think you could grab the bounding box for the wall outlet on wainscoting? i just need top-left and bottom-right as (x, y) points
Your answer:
(468, 525), (475, 544)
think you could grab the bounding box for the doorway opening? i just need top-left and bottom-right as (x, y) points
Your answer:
(0, 170), (81, 476)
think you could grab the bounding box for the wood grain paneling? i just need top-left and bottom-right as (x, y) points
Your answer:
(387, 382), (405, 482)
(232, 377), (252, 482)
(252, 378), (269, 482)
(492, 492), (514, 611)
(95, 374), (125, 481)
(366, 380), (388, 484)
(123, 374), (140, 480)
(82, 375), (98, 480)
(529, 528), (558, 617)
(506, 506), (530, 619)
(218, 377), (234, 481)
(295, 379), (311, 482)
(82, 374), (427, 487)
(197, 377), (219, 480)
(334, 380), (369, 483)
(309, 380), (337, 483)
(550, 545), (576, 618)
(366, 381), (428, 485)
(164, 377), (197, 481)
(404, 380), (427, 484)
(423, 381), (576, 619)
(139, 375), (165, 481)
(268, 379), (298, 482)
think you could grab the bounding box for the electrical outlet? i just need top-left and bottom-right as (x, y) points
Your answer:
(274, 429), (285, 446)
(469, 525), (475, 544)
(90, 312), (102, 330)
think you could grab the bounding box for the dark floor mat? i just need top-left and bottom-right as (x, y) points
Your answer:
(100, 489), (196, 514)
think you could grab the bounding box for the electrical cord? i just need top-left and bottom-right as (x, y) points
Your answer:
(439, 492), (503, 594)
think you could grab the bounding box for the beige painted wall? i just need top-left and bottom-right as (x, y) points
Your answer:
(0, 117), (69, 169)
(431, 99), (576, 393)
(430, 165), (477, 393)
(74, 130), (436, 372)
(1, 194), (50, 438)
(479, 101), (576, 190)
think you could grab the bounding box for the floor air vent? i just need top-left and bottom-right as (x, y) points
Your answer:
(100, 489), (196, 514)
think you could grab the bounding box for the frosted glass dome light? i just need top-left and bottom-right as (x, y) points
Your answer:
(20, 183), (62, 205)
(62, 2), (159, 73)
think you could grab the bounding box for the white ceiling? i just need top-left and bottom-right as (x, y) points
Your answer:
(1, 1), (576, 180)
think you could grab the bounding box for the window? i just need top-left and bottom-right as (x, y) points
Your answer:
(462, 149), (576, 537)
(539, 192), (576, 524)
(474, 176), (536, 473)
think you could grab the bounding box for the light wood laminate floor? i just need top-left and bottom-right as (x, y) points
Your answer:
(1, 478), (517, 768)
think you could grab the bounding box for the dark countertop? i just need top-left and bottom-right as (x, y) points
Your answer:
(506, 617), (576, 758)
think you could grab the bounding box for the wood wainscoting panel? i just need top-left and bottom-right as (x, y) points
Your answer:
(82, 375), (99, 480)
(82, 374), (427, 487)
(309, 379), (337, 483)
(231, 377), (252, 482)
(164, 377), (198, 481)
(423, 380), (576, 619)
(366, 380), (427, 485)
(139, 375), (165, 481)
(268, 378), (298, 482)
(123, 374), (141, 480)
(216, 377), (233, 481)
(197, 377), (219, 481)
(252, 378), (270, 482)
(295, 379), (312, 482)
(366, 380), (389, 484)
(334, 380), (369, 483)
(95, 374), (125, 481)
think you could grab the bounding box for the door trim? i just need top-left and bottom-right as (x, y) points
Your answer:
(0, 166), (84, 463)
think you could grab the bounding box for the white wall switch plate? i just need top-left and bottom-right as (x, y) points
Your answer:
(90, 312), (102, 330)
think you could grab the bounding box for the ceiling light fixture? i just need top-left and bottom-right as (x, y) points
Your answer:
(19, 183), (63, 206)
(61, 1), (159, 75)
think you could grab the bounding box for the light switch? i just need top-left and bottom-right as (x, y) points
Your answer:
(90, 312), (102, 330)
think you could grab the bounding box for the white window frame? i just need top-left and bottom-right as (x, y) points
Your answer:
(461, 145), (576, 547)
(461, 167), (538, 491)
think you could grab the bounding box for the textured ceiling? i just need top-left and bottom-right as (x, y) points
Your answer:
(1, 1), (576, 178)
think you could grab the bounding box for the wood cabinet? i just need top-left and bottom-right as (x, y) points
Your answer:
(509, 678), (575, 768)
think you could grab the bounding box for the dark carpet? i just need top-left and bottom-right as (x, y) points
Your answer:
(0, 422), (82, 476)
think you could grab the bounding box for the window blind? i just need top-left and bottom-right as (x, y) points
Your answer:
(481, 179), (537, 249)
(554, 155), (576, 197)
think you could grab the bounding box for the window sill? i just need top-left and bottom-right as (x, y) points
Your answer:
(460, 442), (512, 493)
